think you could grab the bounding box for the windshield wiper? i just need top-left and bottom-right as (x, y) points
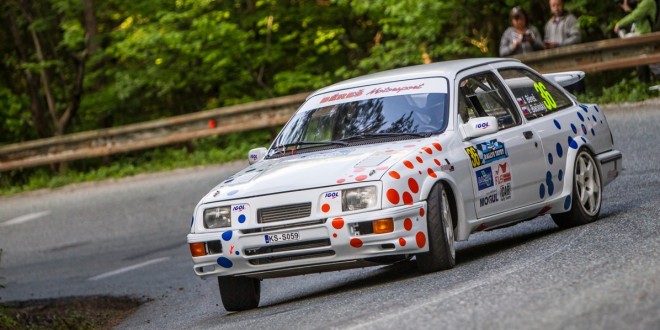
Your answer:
(341, 132), (431, 141)
(270, 140), (348, 155)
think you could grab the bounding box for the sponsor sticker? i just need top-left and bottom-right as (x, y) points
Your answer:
(465, 139), (508, 168)
(476, 167), (494, 191)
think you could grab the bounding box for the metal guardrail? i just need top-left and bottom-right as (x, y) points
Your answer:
(2, 32), (660, 172)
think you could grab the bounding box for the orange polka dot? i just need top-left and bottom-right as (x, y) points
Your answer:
(416, 232), (427, 248)
(403, 160), (414, 169)
(428, 168), (437, 178)
(416, 156), (423, 163)
(404, 218), (413, 231)
(356, 175), (368, 181)
(422, 147), (433, 154)
(332, 217), (344, 229)
(402, 192), (413, 205)
(408, 178), (419, 193)
(399, 238), (407, 247)
(420, 208), (425, 217)
(432, 142), (442, 151)
(350, 238), (363, 248)
(434, 159), (441, 166)
(321, 204), (330, 213)
(386, 189), (400, 204)
(337, 178), (346, 183)
(389, 171), (401, 179)
(333, 233), (338, 238)
(376, 166), (389, 171)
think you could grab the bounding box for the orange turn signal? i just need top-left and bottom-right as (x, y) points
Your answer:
(372, 218), (394, 234)
(189, 242), (206, 257)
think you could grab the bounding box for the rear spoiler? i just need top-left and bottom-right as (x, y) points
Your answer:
(543, 71), (586, 94)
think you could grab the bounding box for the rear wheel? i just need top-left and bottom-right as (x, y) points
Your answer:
(416, 183), (455, 273)
(552, 149), (602, 228)
(218, 276), (260, 312)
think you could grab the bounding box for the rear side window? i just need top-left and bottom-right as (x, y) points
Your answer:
(498, 68), (572, 120)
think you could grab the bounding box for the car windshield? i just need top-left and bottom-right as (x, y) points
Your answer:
(269, 79), (449, 157)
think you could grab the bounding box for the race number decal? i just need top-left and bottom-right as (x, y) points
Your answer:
(534, 82), (557, 110)
(465, 146), (481, 168)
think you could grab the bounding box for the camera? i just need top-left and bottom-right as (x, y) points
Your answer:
(615, 0), (638, 9)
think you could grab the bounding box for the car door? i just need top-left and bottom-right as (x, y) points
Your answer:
(458, 71), (547, 219)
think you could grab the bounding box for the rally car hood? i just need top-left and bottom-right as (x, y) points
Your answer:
(199, 139), (437, 204)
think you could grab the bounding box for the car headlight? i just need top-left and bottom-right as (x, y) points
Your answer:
(342, 186), (377, 211)
(203, 206), (231, 229)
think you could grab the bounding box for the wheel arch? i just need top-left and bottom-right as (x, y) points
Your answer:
(419, 174), (468, 241)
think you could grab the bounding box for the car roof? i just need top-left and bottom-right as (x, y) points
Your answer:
(309, 57), (521, 98)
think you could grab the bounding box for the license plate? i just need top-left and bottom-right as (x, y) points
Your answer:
(264, 231), (300, 244)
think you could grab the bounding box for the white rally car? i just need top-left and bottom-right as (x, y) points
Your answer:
(187, 58), (622, 311)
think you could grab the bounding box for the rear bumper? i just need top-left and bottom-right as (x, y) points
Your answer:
(187, 202), (429, 279)
(596, 149), (623, 187)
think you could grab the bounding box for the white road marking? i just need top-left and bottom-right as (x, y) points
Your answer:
(88, 256), (171, 281)
(0, 211), (51, 227)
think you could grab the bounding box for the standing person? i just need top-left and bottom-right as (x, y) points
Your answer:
(500, 6), (545, 56)
(544, 0), (581, 48)
(614, 0), (657, 81)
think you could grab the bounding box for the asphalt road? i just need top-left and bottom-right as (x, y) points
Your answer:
(0, 104), (658, 330)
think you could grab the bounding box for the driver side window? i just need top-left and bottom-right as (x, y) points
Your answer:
(458, 72), (521, 130)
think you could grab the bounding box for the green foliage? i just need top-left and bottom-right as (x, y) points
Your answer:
(579, 77), (657, 104)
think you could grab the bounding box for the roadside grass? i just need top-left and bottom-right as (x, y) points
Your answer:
(0, 73), (658, 198)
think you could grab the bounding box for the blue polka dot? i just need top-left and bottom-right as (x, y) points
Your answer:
(539, 184), (546, 199)
(564, 195), (571, 210)
(568, 136), (578, 149)
(571, 124), (577, 134)
(548, 153), (554, 165)
(591, 128), (595, 136)
(227, 190), (239, 196)
(556, 143), (563, 158)
(222, 231), (233, 241)
(581, 136), (587, 143)
(579, 104), (588, 112)
(577, 112), (585, 122)
(594, 105), (600, 113)
(553, 119), (561, 129)
(235, 251), (240, 255)
(224, 179), (234, 184)
(581, 124), (587, 135)
(217, 257), (233, 268)
(546, 171), (554, 196)
(191, 216), (194, 228)
(558, 169), (564, 181)
(238, 214), (246, 223)
(592, 115), (597, 122)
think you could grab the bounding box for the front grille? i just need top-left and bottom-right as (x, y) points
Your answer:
(244, 239), (331, 256)
(241, 219), (326, 234)
(248, 251), (335, 265)
(258, 202), (312, 224)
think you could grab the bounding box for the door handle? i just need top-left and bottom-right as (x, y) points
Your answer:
(523, 131), (534, 139)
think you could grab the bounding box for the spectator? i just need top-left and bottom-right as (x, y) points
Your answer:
(500, 6), (545, 56)
(544, 0), (581, 48)
(614, 0), (657, 81)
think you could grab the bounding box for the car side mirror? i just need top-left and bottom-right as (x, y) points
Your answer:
(460, 117), (498, 141)
(248, 147), (267, 164)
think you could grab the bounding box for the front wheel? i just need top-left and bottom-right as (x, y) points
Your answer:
(218, 276), (261, 312)
(552, 149), (602, 228)
(416, 183), (455, 273)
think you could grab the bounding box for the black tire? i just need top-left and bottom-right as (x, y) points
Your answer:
(552, 149), (602, 228)
(416, 183), (456, 273)
(218, 276), (260, 312)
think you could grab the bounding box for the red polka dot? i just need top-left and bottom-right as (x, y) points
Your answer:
(403, 160), (414, 169)
(408, 178), (419, 193)
(337, 178), (346, 183)
(416, 156), (423, 163)
(420, 208), (425, 217)
(418, 171), (422, 175)
(422, 147), (433, 154)
(434, 159), (441, 166)
(333, 233), (338, 238)
(332, 217), (344, 229)
(399, 238), (406, 247)
(416, 232), (427, 248)
(389, 171), (401, 179)
(432, 142), (442, 151)
(386, 189), (400, 204)
(402, 192), (413, 205)
(322, 204), (330, 212)
(404, 218), (413, 231)
(355, 175), (368, 181)
(350, 238), (363, 248)
(354, 168), (365, 172)
(428, 168), (437, 178)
